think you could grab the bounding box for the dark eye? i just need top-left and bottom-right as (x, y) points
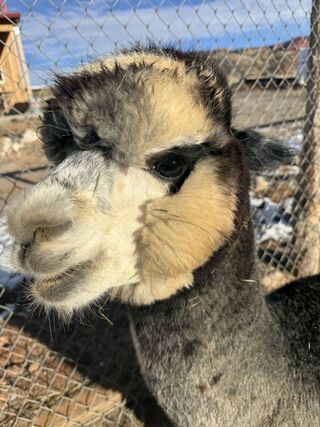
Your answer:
(153, 155), (189, 179)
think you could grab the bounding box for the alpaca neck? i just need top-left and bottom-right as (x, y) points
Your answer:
(129, 220), (274, 365)
(130, 220), (266, 348)
(128, 222), (287, 426)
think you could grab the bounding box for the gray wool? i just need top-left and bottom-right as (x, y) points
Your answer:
(129, 223), (320, 426)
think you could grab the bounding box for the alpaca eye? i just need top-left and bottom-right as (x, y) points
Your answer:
(153, 155), (188, 179)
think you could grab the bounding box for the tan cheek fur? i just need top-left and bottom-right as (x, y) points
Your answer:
(140, 159), (236, 278)
(110, 159), (237, 305)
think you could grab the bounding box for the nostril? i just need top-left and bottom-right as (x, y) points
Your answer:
(21, 242), (30, 250)
(20, 242), (31, 261)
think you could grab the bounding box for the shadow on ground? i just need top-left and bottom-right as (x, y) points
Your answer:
(3, 283), (172, 427)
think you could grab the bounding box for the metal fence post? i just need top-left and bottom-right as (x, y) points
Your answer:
(295, 0), (320, 276)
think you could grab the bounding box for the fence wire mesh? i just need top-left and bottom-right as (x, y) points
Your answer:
(0, 0), (319, 425)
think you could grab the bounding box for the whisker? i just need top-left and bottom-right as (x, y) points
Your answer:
(46, 309), (54, 342)
(92, 172), (101, 197)
(152, 210), (216, 241)
(38, 123), (71, 133)
(98, 307), (113, 326)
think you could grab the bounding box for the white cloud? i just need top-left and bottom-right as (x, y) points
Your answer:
(17, 0), (311, 85)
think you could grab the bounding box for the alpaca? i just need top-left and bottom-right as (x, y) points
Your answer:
(6, 47), (320, 426)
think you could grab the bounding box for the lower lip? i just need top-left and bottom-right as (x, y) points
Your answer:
(38, 265), (82, 284)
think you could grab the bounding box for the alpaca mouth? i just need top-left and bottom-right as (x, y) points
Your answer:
(38, 264), (83, 284)
(32, 261), (92, 304)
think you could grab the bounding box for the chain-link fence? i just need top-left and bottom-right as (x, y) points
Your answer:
(0, 0), (319, 425)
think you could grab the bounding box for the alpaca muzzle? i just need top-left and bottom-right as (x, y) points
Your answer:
(6, 151), (110, 279)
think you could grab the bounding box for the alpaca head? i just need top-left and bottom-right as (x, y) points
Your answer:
(7, 47), (291, 315)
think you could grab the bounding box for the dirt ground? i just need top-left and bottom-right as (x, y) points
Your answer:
(0, 85), (306, 426)
(0, 115), (49, 213)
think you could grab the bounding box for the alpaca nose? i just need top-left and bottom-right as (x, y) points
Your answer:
(6, 180), (74, 245)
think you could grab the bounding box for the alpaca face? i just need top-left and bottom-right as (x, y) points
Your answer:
(7, 49), (243, 314)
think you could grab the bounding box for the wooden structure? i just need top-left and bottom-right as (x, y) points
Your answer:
(0, 1), (32, 113)
(210, 36), (309, 88)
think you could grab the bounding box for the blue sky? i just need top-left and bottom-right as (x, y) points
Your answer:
(5, 0), (312, 86)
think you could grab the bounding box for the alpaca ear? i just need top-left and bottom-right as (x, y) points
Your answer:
(39, 97), (77, 164)
(232, 128), (295, 171)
